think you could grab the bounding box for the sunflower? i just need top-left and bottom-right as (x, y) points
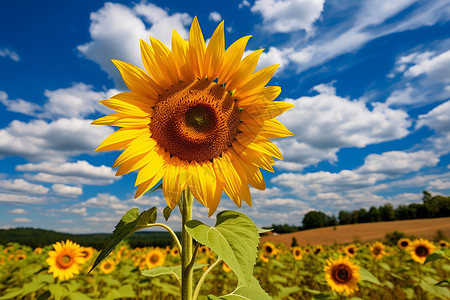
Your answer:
(397, 238), (411, 250)
(369, 241), (387, 260)
(259, 252), (269, 263)
(198, 245), (210, 256)
(79, 246), (94, 262)
(99, 259), (116, 274)
(92, 17), (293, 216)
(34, 247), (43, 254)
(15, 254), (27, 261)
(46, 240), (84, 281)
(222, 262), (232, 273)
(145, 248), (166, 269)
(170, 247), (180, 257)
(324, 256), (361, 295)
(313, 245), (323, 255)
(262, 242), (277, 257)
(291, 247), (302, 260)
(438, 240), (449, 248)
(303, 247), (311, 255)
(344, 244), (357, 257)
(409, 238), (435, 264)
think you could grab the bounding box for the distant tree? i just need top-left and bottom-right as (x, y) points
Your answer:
(367, 206), (382, 222)
(303, 211), (332, 229)
(379, 203), (396, 221)
(338, 211), (352, 225)
(357, 208), (370, 223)
(291, 237), (299, 247)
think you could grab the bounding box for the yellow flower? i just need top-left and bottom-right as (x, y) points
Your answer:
(92, 17), (293, 216)
(409, 238), (435, 264)
(34, 247), (43, 254)
(222, 262), (232, 273)
(46, 240), (84, 281)
(262, 242), (277, 257)
(324, 256), (361, 295)
(313, 245), (323, 255)
(344, 244), (357, 257)
(99, 259), (116, 274)
(259, 252), (269, 263)
(291, 247), (302, 260)
(370, 241), (387, 260)
(438, 240), (449, 248)
(15, 253), (27, 261)
(145, 248), (165, 269)
(198, 245), (210, 256)
(79, 246), (94, 262)
(397, 238), (411, 250)
(170, 247), (180, 257)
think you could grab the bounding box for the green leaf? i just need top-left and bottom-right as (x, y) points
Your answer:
(21, 280), (47, 297)
(36, 291), (51, 300)
(89, 207), (157, 273)
(420, 280), (450, 299)
(424, 250), (450, 264)
(359, 267), (381, 285)
(186, 210), (259, 286)
(68, 292), (92, 300)
(207, 277), (272, 299)
(141, 262), (206, 283)
(49, 284), (68, 300)
(277, 286), (302, 298)
(163, 206), (173, 221)
(104, 285), (136, 299)
(257, 227), (272, 234)
(0, 289), (22, 300)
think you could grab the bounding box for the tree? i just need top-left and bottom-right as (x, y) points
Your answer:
(380, 203), (396, 221)
(302, 211), (331, 229)
(339, 211), (352, 225)
(367, 206), (382, 222)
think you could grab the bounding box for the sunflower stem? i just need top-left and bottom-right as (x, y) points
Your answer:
(193, 258), (223, 300)
(180, 188), (194, 300)
(145, 223), (182, 255)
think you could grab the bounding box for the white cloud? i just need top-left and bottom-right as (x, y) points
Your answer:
(276, 83), (411, 170)
(82, 193), (130, 211)
(60, 207), (88, 216)
(251, 0), (325, 33)
(8, 208), (27, 214)
(0, 48), (19, 61)
(0, 91), (41, 115)
(417, 99), (450, 133)
(357, 150), (440, 175)
(0, 179), (49, 195)
(78, 2), (191, 86)
(0, 193), (46, 204)
(13, 218), (32, 223)
(0, 118), (113, 161)
(405, 50), (450, 82)
(51, 184), (82, 197)
(239, 0), (251, 9)
(209, 12), (222, 22)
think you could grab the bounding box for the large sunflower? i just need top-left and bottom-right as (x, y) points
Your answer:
(324, 256), (361, 295)
(409, 238), (435, 264)
(92, 17), (293, 215)
(46, 240), (84, 281)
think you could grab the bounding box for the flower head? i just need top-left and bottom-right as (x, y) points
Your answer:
(370, 241), (387, 260)
(397, 238), (411, 250)
(145, 248), (165, 269)
(409, 238), (435, 264)
(93, 17), (293, 215)
(46, 240), (84, 281)
(100, 259), (116, 274)
(324, 256), (361, 295)
(291, 246), (302, 260)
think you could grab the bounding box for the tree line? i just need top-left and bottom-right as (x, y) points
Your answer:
(267, 191), (450, 233)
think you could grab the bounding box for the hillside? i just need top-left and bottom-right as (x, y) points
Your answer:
(260, 216), (450, 247)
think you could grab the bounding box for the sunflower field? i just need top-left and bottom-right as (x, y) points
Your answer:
(0, 238), (449, 300)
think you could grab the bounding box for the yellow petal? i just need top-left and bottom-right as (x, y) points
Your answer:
(112, 59), (161, 98)
(228, 151), (252, 207)
(213, 152), (242, 207)
(234, 64), (279, 98)
(226, 49), (264, 90)
(244, 135), (283, 160)
(135, 169), (164, 199)
(171, 29), (193, 80)
(218, 35), (251, 84)
(188, 16), (206, 78)
(233, 141), (275, 172)
(99, 99), (151, 116)
(95, 128), (148, 151)
(140, 40), (167, 87)
(231, 149), (265, 190)
(150, 37), (180, 85)
(135, 147), (165, 186)
(204, 21), (225, 80)
(92, 112), (150, 128)
(163, 162), (187, 209)
(259, 119), (294, 139)
(112, 134), (155, 168)
(238, 86), (281, 107)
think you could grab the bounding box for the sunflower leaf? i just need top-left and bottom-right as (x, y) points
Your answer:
(424, 250), (450, 264)
(89, 207), (157, 273)
(207, 276), (272, 299)
(163, 206), (173, 221)
(186, 210), (259, 286)
(141, 263), (206, 284)
(359, 267), (381, 285)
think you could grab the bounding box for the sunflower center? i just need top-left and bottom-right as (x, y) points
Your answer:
(150, 254), (160, 264)
(57, 254), (73, 269)
(415, 245), (429, 257)
(333, 264), (352, 283)
(348, 248), (354, 254)
(151, 79), (240, 163)
(373, 247), (381, 255)
(401, 241), (408, 247)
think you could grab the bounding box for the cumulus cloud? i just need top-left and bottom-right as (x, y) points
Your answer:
(0, 193), (47, 204)
(405, 50), (450, 82)
(0, 91), (41, 115)
(8, 208), (27, 214)
(0, 179), (49, 195)
(51, 184), (82, 197)
(209, 12), (222, 22)
(78, 2), (191, 86)
(251, 0), (325, 33)
(0, 48), (19, 61)
(276, 83), (411, 170)
(60, 207), (88, 216)
(0, 118), (113, 161)
(417, 99), (450, 133)
(14, 218), (32, 223)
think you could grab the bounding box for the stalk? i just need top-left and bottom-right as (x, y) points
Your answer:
(180, 188), (194, 300)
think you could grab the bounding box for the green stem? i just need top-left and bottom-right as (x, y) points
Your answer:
(145, 223), (182, 255)
(193, 258), (223, 300)
(180, 188), (194, 300)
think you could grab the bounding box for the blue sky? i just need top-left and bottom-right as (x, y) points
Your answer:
(1, 0), (450, 233)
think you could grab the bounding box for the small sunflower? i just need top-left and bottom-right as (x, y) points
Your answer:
(438, 240), (449, 248)
(409, 238), (435, 264)
(198, 245), (210, 256)
(262, 242), (277, 257)
(170, 247), (180, 257)
(46, 240), (84, 281)
(291, 247), (302, 260)
(313, 245), (323, 255)
(397, 238), (411, 250)
(79, 246), (94, 262)
(259, 252), (269, 263)
(34, 247), (43, 254)
(303, 247), (311, 255)
(324, 256), (361, 295)
(370, 241), (387, 260)
(15, 254), (27, 261)
(92, 17), (293, 216)
(99, 259), (116, 274)
(344, 244), (357, 257)
(145, 248), (165, 269)
(222, 262), (232, 273)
